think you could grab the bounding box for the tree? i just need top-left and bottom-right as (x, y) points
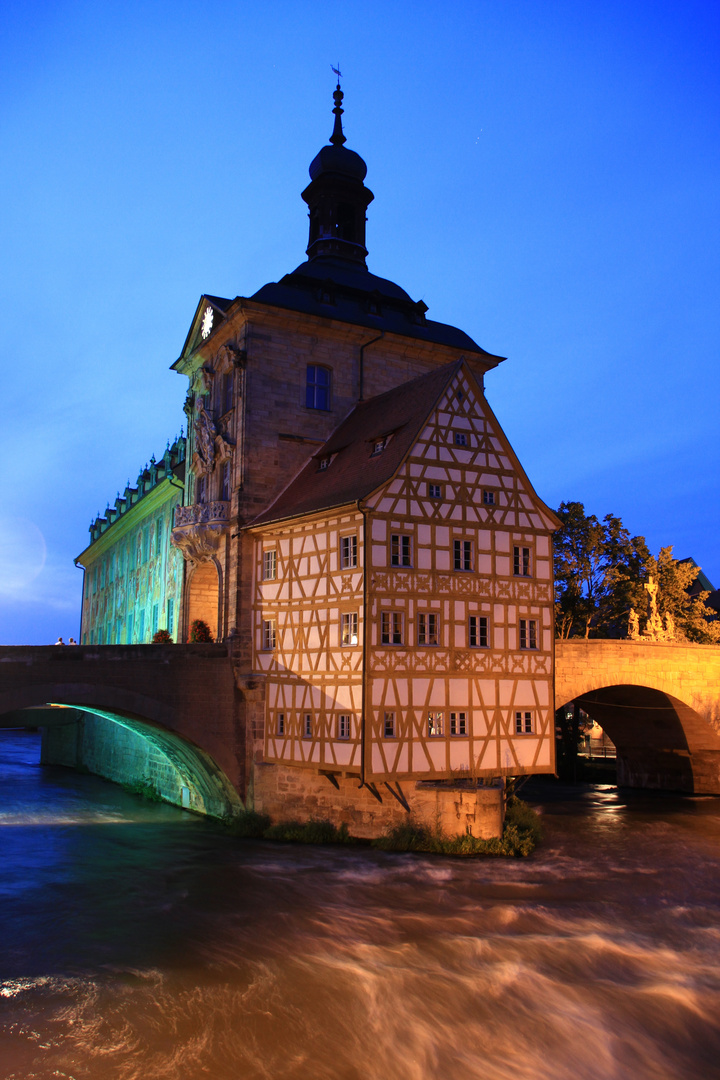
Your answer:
(553, 502), (719, 642)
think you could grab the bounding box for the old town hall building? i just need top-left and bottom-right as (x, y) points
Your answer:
(76, 84), (559, 834)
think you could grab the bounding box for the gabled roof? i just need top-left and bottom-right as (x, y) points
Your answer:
(248, 361), (463, 527)
(173, 294), (233, 368)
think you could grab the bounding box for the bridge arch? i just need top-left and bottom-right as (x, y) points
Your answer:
(0, 680), (243, 819)
(555, 640), (720, 793)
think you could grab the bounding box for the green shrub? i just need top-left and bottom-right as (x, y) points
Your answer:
(229, 810), (271, 837)
(122, 777), (162, 802)
(372, 798), (542, 857)
(190, 619), (214, 643)
(262, 818), (356, 845)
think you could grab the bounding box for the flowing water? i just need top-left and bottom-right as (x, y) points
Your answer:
(1, 729), (720, 1080)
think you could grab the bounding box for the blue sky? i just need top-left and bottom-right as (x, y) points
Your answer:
(0, 0), (717, 644)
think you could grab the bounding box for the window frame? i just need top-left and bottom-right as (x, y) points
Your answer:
(428, 482), (442, 499)
(262, 619), (277, 651)
(514, 710), (534, 735)
(450, 711), (467, 736)
(306, 364), (332, 411)
(453, 538), (473, 572)
(340, 533), (358, 569)
(469, 615), (489, 648)
(383, 712), (396, 738)
(513, 545), (532, 577)
(263, 549), (277, 581)
(519, 618), (538, 650)
(338, 714), (352, 740)
(390, 533), (412, 568)
(341, 611), (359, 647)
(427, 711), (444, 737)
(417, 612), (439, 646)
(454, 432), (468, 447)
(380, 610), (404, 645)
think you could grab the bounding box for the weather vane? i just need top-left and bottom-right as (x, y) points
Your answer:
(331, 63), (343, 86)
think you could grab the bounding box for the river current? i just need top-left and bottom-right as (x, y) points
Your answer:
(1, 729), (720, 1080)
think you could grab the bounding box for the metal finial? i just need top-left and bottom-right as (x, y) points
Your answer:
(330, 65), (346, 146)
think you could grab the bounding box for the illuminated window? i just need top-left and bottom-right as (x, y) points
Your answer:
(513, 546), (531, 577)
(341, 612), (359, 646)
(428, 712), (444, 737)
(263, 550), (277, 581)
(391, 534), (412, 567)
(515, 711), (534, 735)
(262, 619), (276, 650)
(450, 712), (467, 736)
(428, 483), (442, 499)
(469, 615), (489, 648)
(384, 712), (395, 737)
(417, 613), (439, 645)
(306, 365), (331, 410)
(340, 534), (357, 569)
(381, 611), (404, 645)
(454, 539), (473, 571)
(519, 619), (538, 650)
(338, 714), (352, 740)
(318, 454), (332, 471)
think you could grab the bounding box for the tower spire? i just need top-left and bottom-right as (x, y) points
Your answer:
(330, 67), (346, 146)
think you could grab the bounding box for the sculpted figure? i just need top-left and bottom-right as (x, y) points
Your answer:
(194, 398), (216, 471)
(665, 612), (675, 640)
(628, 608), (640, 639)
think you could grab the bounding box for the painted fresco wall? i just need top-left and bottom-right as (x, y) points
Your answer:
(77, 442), (186, 644)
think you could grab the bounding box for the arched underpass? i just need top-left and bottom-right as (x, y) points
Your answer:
(564, 684), (713, 792)
(0, 704), (243, 820)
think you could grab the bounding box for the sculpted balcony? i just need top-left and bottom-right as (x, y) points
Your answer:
(171, 501), (230, 563)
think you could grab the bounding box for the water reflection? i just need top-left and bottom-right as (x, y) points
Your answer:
(1, 731), (720, 1080)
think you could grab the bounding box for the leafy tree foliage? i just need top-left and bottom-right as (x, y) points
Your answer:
(553, 502), (719, 642)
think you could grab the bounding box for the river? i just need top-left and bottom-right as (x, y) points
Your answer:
(1, 729), (719, 1080)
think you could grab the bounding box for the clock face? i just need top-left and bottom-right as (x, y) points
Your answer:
(201, 306), (214, 339)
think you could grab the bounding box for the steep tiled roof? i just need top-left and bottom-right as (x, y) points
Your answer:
(249, 361), (463, 527)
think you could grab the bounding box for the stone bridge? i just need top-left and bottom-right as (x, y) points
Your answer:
(0, 643), (245, 818)
(2, 640), (720, 815)
(556, 639), (720, 793)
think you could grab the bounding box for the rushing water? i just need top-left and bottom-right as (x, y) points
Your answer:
(1, 730), (720, 1080)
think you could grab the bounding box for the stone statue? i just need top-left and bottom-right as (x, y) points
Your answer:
(665, 612), (675, 641)
(628, 608), (640, 639)
(644, 576), (659, 619)
(193, 398), (216, 472)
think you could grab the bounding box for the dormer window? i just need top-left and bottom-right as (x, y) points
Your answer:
(370, 432), (393, 456)
(318, 455), (331, 471)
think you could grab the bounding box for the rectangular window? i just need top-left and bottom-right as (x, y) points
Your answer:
(372, 437), (387, 455)
(428, 483), (442, 499)
(384, 712), (395, 738)
(142, 529), (150, 562)
(277, 713), (285, 736)
(454, 539), (473, 571)
(306, 364), (331, 410)
(109, 555), (115, 584)
(338, 714), (352, 740)
(482, 490), (495, 505)
(340, 534), (357, 569)
(127, 612), (134, 643)
(222, 371), (234, 414)
(454, 432), (468, 446)
(152, 604), (159, 637)
(417, 612), (439, 646)
(221, 460), (231, 501)
(262, 619), (276, 650)
(263, 550), (277, 580)
(428, 712), (444, 737)
(196, 476), (206, 504)
(167, 598), (174, 636)
(515, 711), (534, 735)
(519, 619), (538, 650)
(450, 712), (467, 736)
(156, 519), (163, 554)
(381, 611), (404, 645)
(390, 534), (412, 567)
(469, 615), (489, 648)
(304, 713), (312, 738)
(341, 612), (359, 646)
(139, 610), (145, 642)
(513, 545), (531, 577)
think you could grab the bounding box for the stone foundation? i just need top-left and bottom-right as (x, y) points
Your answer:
(252, 762), (505, 839)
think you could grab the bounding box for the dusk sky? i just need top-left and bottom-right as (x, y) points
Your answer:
(0, 0), (717, 645)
